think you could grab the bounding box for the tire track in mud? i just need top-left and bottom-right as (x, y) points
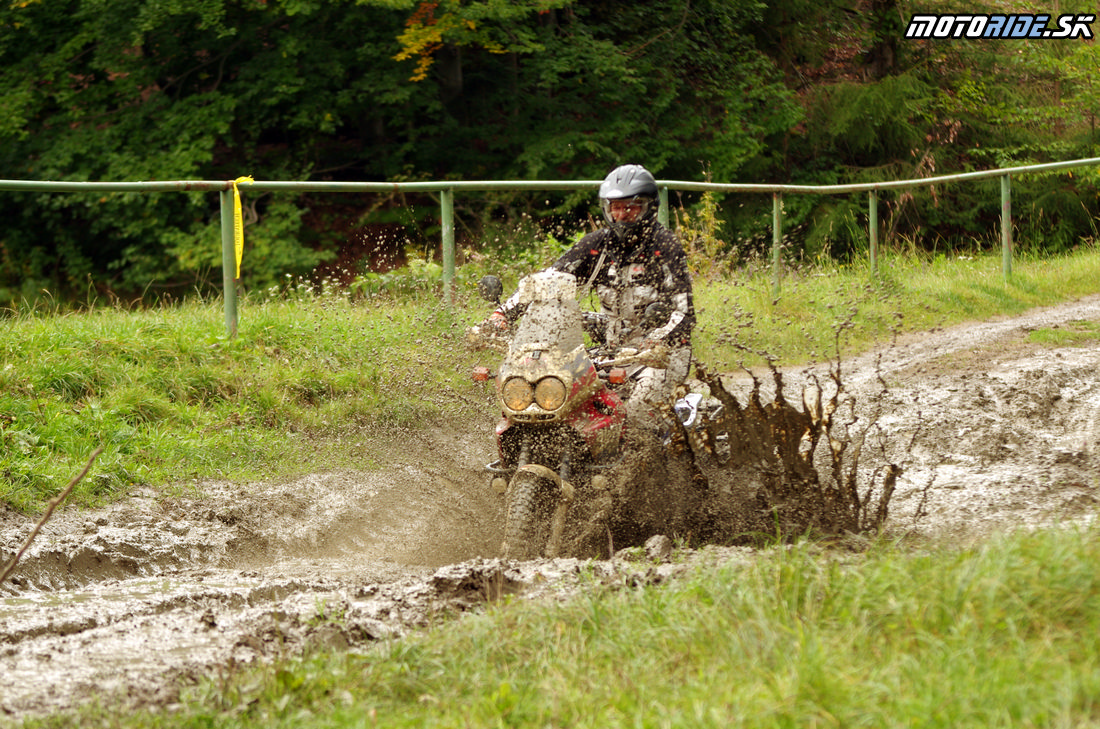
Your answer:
(810, 294), (1100, 541)
(0, 429), (512, 721)
(5, 298), (1100, 722)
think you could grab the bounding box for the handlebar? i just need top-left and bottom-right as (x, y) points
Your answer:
(591, 343), (670, 370)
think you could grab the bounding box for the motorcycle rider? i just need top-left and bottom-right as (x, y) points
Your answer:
(489, 163), (695, 426)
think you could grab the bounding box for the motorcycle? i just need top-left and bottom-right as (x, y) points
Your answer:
(468, 270), (620, 559)
(470, 269), (730, 560)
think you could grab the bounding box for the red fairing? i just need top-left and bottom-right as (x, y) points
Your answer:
(568, 386), (625, 446)
(571, 362), (599, 399)
(494, 415), (511, 460)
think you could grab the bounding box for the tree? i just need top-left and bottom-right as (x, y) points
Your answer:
(0, 0), (423, 299)
(0, 0), (804, 301)
(4, 0), (1093, 301)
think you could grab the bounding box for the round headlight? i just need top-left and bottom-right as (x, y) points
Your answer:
(501, 377), (534, 411)
(535, 377), (567, 411)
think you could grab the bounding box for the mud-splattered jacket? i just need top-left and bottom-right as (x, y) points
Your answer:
(501, 220), (695, 349)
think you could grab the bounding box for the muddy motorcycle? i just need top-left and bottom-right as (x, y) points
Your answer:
(470, 269), (717, 560)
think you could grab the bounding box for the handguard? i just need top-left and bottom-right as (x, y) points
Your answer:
(466, 322), (511, 353)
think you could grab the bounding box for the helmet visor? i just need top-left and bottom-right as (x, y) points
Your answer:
(601, 195), (653, 228)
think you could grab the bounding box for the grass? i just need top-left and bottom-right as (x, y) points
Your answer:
(5, 246), (1100, 512)
(0, 291), (488, 512)
(1027, 319), (1100, 346)
(9, 245), (1100, 728)
(694, 246), (1100, 368)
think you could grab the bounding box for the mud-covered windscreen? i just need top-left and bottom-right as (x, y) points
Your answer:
(513, 299), (586, 351)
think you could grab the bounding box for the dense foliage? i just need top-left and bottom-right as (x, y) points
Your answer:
(0, 0), (1097, 303)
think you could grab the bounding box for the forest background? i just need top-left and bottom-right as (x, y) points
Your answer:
(0, 0), (1097, 305)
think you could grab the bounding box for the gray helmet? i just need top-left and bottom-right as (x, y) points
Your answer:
(599, 164), (659, 238)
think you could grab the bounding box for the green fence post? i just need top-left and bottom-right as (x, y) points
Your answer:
(772, 192), (782, 298)
(659, 186), (669, 227)
(441, 188), (455, 305)
(219, 189), (238, 338)
(1001, 173), (1012, 281)
(869, 189), (879, 275)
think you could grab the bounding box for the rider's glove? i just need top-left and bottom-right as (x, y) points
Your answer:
(487, 311), (509, 332)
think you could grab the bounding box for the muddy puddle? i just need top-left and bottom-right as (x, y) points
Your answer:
(5, 296), (1100, 723)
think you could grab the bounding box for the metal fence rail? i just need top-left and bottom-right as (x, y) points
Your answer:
(3, 156), (1099, 336)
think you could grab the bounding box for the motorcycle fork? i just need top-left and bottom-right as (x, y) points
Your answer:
(516, 439), (531, 470)
(547, 451), (574, 558)
(515, 432), (573, 485)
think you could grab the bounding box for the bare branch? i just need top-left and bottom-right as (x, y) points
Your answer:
(0, 446), (105, 586)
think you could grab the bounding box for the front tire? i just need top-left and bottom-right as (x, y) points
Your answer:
(502, 468), (555, 560)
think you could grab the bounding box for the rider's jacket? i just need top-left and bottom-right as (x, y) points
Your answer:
(501, 220), (695, 350)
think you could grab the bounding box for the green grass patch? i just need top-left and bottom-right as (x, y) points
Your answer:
(0, 292), (490, 512)
(695, 246), (1100, 368)
(1027, 319), (1100, 346)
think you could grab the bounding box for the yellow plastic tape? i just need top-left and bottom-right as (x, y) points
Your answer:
(232, 176), (254, 279)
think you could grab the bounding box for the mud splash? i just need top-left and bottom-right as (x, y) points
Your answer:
(5, 297), (1100, 723)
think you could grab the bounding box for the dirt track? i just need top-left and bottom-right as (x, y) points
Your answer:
(4, 297), (1100, 723)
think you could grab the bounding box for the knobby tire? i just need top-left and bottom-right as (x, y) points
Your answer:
(503, 470), (552, 560)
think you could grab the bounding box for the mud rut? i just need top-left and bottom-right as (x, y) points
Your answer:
(5, 297), (1100, 722)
